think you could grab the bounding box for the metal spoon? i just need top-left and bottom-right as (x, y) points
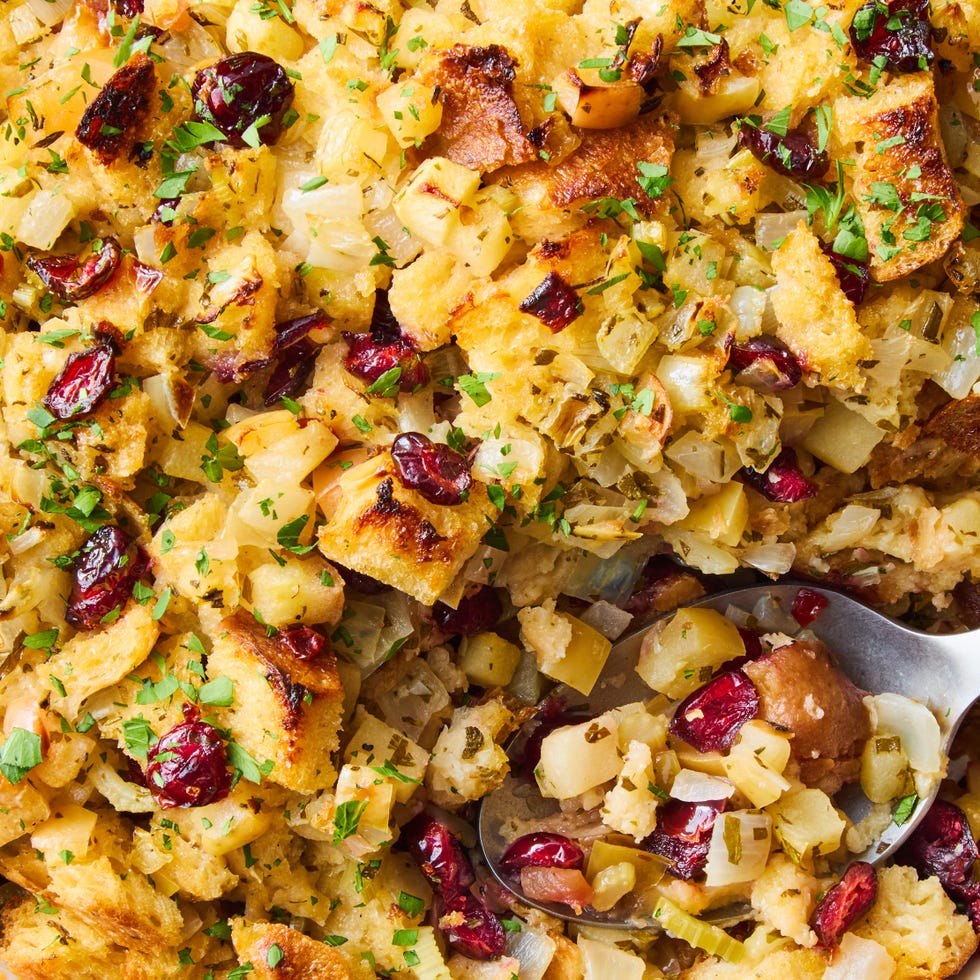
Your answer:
(479, 582), (979, 928)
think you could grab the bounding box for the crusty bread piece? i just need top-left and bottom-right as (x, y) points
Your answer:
(207, 609), (345, 792)
(231, 919), (354, 979)
(771, 224), (872, 392)
(316, 451), (496, 605)
(836, 74), (964, 283)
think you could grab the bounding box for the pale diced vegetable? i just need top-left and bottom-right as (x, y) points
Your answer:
(769, 787), (845, 863)
(458, 632), (523, 688)
(536, 714), (621, 799)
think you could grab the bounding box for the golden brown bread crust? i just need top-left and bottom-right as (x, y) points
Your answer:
(421, 44), (537, 172)
(497, 111), (676, 217)
(207, 610), (344, 791)
(744, 639), (871, 794)
(839, 76), (963, 283)
(231, 919), (353, 979)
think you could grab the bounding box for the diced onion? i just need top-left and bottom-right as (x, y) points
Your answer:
(579, 600), (634, 640)
(729, 284), (767, 339)
(669, 769), (735, 802)
(807, 504), (881, 552)
(18, 189), (74, 250)
(741, 542), (796, 576)
(704, 811), (772, 886)
(577, 937), (646, 980)
(935, 311), (980, 399)
(865, 692), (943, 775)
(755, 210), (807, 251)
(665, 429), (742, 484)
(506, 925), (557, 980)
(26, 0), (74, 28)
(561, 546), (647, 604)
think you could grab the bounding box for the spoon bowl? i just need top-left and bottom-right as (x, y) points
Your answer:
(479, 583), (980, 928)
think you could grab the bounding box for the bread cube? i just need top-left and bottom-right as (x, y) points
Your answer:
(47, 603), (159, 722)
(207, 610), (345, 792)
(231, 918), (352, 979)
(316, 451), (497, 605)
(771, 225), (872, 391)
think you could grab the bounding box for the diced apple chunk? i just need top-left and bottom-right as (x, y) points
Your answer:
(636, 607), (745, 699)
(536, 714), (621, 799)
(458, 632), (522, 688)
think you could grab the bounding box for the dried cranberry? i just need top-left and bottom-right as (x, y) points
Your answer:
(811, 862), (878, 947)
(343, 296), (427, 394)
(519, 272), (582, 333)
(791, 587), (829, 627)
(401, 812), (475, 900)
(278, 624), (327, 661)
(133, 261), (163, 293)
(439, 893), (506, 960)
(728, 336), (802, 391)
(335, 564), (389, 594)
(75, 54), (154, 165)
(642, 798), (726, 879)
(431, 586), (502, 636)
(66, 525), (147, 629)
(42, 344), (116, 420)
(391, 432), (472, 506)
(192, 52), (294, 148)
(669, 670), (760, 753)
(849, 0), (934, 74)
(742, 447), (818, 503)
(822, 243), (870, 305)
(145, 704), (232, 808)
(738, 123), (830, 181)
(27, 238), (122, 303)
(899, 799), (979, 896)
(500, 833), (585, 873)
(262, 311), (326, 406)
(110, 0), (144, 15)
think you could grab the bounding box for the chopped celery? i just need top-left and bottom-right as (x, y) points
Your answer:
(651, 896), (747, 964)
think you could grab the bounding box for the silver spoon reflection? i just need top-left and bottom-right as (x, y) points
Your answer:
(479, 583), (979, 928)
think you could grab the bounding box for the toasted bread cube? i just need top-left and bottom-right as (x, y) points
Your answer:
(316, 452), (497, 605)
(771, 225), (872, 391)
(231, 918), (352, 979)
(0, 778), (49, 847)
(207, 610), (345, 792)
(47, 603), (159, 722)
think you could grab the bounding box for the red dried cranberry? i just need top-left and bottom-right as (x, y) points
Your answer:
(401, 812), (475, 900)
(742, 447), (818, 503)
(111, 0), (144, 15)
(500, 833), (585, 873)
(728, 336), (802, 391)
(343, 295), (427, 394)
(262, 311), (326, 406)
(791, 587), (829, 627)
(133, 261), (163, 293)
(192, 52), (294, 148)
(75, 55), (154, 165)
(849, 0), (934, 74)
(811, 862), (878, 947)
(439, 893), (506, 960)
(66, 525), (147, 629)
(642, 798), (726, 879)
(278, 624), (327, 661)
(519, 272), (583, 333)
(43, 345), (115, 420)
(899, 799), (979, 895)
(431, 586), (502, 636)
(27, 238), (121, 303)
(669, 670), (760, 753)
(391, 432), (472, 506)
(822, 243), (870, 305)
(738, 123), (830, 181)
(145, 704), (232, 808)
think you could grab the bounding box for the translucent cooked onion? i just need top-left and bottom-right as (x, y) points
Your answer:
(755, 211), (807, 251)
(579, 600), (634, 640)
(866, 692), (943, 776)
(156, 21), (224, 76)
(562, 547), (647, 603)
(669, 769), (735, 802)
(506, 925), (557, 980)
(741, 542), (796, 576)
(729, 285), (767, 339)
(704, 811), (771, 886)
(665, 430), (742, 484)
(26, 0), (73, 28)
